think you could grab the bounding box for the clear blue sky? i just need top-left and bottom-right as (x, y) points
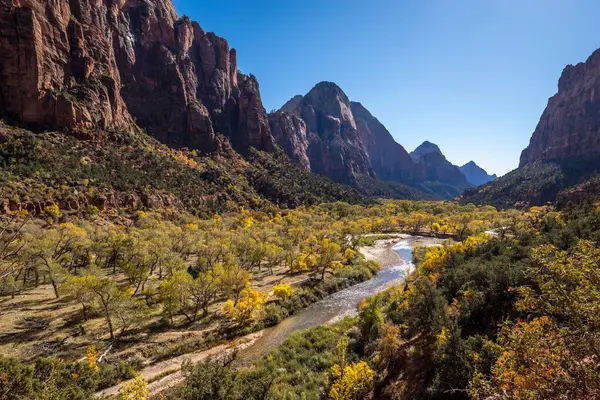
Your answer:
(172, 0), (600, 176)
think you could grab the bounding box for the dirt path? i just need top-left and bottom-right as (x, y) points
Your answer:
(94, 331), (264, 399)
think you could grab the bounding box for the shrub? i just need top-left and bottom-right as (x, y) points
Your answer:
(273, 283), (294, 300)
(44, 204), (60, 218)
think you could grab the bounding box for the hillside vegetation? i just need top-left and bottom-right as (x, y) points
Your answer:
(0, 123), (369, 219)
(172, 200), (600, 399)
(0, 200), (519, 399)
(460, 159), (600, 209)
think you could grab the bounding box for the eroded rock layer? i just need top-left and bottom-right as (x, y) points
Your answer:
(0, 0), (274, 152)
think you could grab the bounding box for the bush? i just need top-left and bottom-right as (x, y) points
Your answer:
(97, 359), (143, 390)
(0, 356), (98, 400)
(273, 283), (294, 300)
(262, 302), (289, 326)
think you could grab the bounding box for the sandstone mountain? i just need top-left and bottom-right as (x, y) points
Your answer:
(520, 48), (600, 167)
(270, 83), (472, 199)
(409, 141), (472, 198)
(0, 0), (274, 153)
(350, 101), (415, 184)
(0, 0), (387, 217)
(269, 82), (373, 184)
(410, 141), (443, 160)
(459, 161), (497, 186)
(462, 47), (600, 208)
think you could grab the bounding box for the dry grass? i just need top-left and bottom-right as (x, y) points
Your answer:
(0, 263), (312, 365)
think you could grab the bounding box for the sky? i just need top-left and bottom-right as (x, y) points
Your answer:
(172, 0), (600, 176)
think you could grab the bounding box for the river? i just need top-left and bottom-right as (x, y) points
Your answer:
(235, 237), (420, 364)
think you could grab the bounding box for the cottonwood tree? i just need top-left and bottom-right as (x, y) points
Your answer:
(26, 223), (91, 298)
(216, 260), (251, 305)
(313, 238), (343, 280)
(0, 216), (28, 296)
(63, 274), (145, 340)
(222, 288), (268, 324)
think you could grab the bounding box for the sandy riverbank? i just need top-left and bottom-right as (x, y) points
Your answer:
(360, 234), (447, 268)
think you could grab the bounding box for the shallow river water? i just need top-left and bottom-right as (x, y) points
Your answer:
(236, 237), (420, 363)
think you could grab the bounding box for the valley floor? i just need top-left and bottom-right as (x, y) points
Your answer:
(110, 235), (451, 398)
(93, 235), (414, 399)
(0, 263), (313, 363)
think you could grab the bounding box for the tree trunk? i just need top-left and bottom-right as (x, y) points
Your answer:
(105, 310), (114, 340)
(51, 278), (59, 298)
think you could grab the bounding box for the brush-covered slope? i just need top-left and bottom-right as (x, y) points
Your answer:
(0, 122), (368, 217)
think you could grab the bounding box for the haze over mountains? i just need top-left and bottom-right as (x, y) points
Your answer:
(459, 161), (497, 186)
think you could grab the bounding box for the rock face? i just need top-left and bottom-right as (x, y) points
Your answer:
(520, 48), (600, 167)
(270, 82), (374, 183)
(350, 101), (415, 184)
(0, 0), (274, 152)
(410, 141), (471, 188)
(459, 161), (497, 186)
(410, 141), (443, 160)
(268, 111), (310, 171)
(269, 82), (474, 198)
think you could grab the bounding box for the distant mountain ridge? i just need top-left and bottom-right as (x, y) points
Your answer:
(270, 82), (473, 199)
(460, 161), (497, 186)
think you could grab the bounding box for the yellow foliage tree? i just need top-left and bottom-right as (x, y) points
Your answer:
(273, 283), (294, 300)
(328, 336), (375, 399)
(330, 360), (375, 400)
(119, 375), (149, 400)
(222, 288), (268, 323)
(86, 345), (99, 373)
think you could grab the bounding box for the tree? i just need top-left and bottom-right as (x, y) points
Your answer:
(62, 274), (99, 321)
(469, 317), (573, 400)
(26, 223), (91, 297)
(314, 238), (343, 280)
(273, 283), (294, 300)
(216, 261), (251, 305)
(63, 274), (144, 340)
(95, 228), (132, 274)
(471, 240), (600, 399)
(0, 216), (28, 296)
(329, 337), (375, 400)
(186, 268), (219, 320)
(222, 288), (268, 323)
(119, 375), (149, 400)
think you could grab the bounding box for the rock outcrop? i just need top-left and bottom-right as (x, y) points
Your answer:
(350, 101), (415, 184)
(0, 0), (274, 152)
(410, 141), (471, 188)
(459, 161), (497, 186)
(410, 141), (443, 160)
(520, 48), (600, 167)
(270, 82), (374, 183)
(270, 82), (475, 199)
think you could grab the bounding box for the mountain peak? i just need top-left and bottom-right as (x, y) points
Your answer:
(410, 141), (442, 159)
(305, 81), (351, 105)
(459, 161), (497, 186)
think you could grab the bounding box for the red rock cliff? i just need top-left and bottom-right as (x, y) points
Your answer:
(0, 0), (274, 152)
(520, 48), (600, 167)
